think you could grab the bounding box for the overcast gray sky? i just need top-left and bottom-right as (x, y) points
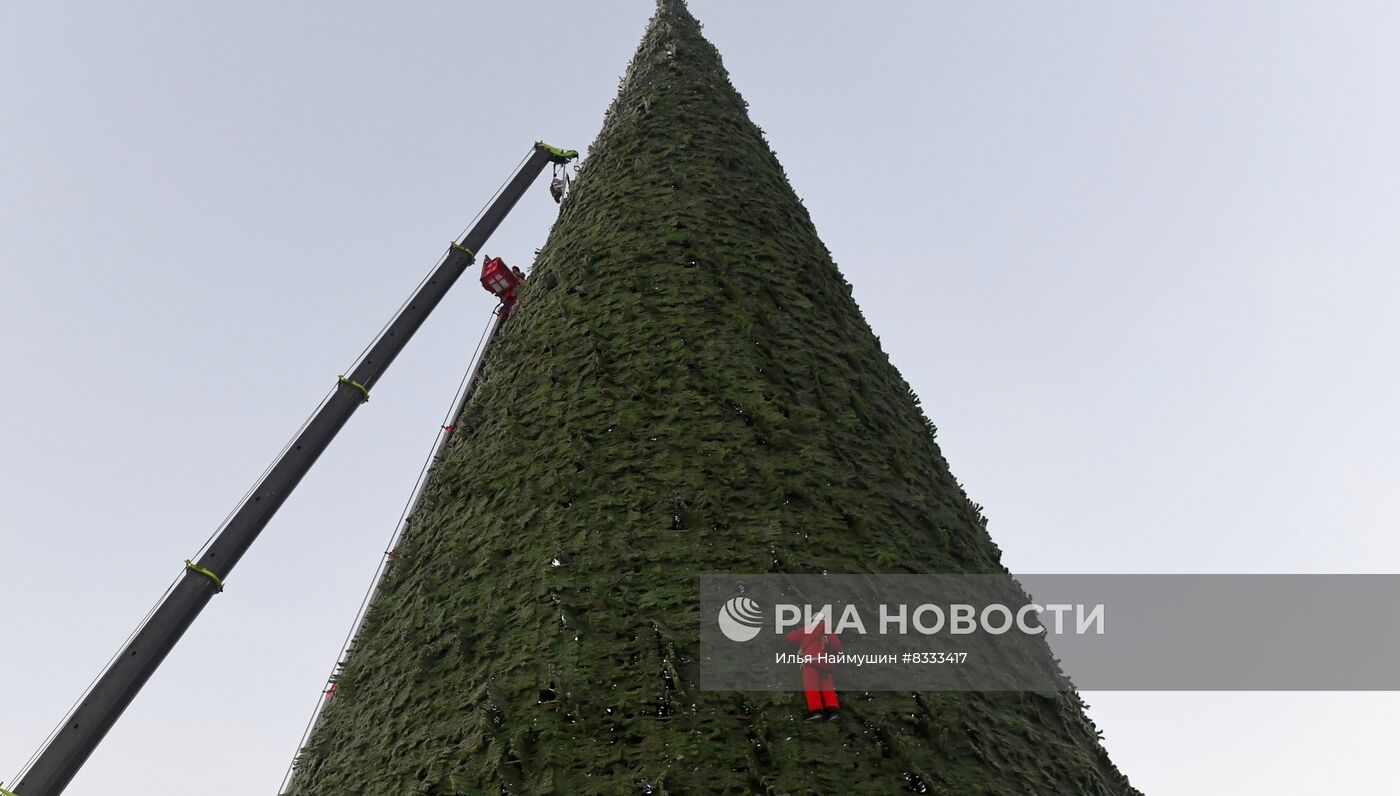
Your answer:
(3, 1), (1397, 793)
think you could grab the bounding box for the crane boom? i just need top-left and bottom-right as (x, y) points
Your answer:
(11, 141), (577, 796)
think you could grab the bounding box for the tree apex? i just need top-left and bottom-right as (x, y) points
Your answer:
(655, 0), (693, 17)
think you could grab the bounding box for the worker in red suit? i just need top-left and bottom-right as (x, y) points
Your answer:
(784, 617), (842, 720)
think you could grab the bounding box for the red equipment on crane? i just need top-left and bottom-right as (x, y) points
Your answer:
(480, 255), (524, 316)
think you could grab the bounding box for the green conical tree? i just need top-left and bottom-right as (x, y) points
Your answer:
(288, 2), (1135, 793)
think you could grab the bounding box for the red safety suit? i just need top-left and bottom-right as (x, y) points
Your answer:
(784, 620), (842, 713)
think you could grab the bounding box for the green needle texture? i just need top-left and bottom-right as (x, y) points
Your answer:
(287, 2), (1137, 794)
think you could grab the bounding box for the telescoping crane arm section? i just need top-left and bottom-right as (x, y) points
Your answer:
(10, 141), (578, 796)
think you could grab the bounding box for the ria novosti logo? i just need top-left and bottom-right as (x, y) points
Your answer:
(717, 596), (764, 642)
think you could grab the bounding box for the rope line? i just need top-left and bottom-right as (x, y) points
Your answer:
(455, 149), (532, 243)
(276, 310), (497, 794)
(336, 144), (531, 389)
(12, 372), (341, 786)
(8, 572), (182, 786)
(192, 385), (338, 563)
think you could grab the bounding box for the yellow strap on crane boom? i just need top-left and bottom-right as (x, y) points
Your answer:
(185, 560), (225, 593)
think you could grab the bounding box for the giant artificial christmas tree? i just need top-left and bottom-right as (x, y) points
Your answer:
(287, 2), (1136, 793)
